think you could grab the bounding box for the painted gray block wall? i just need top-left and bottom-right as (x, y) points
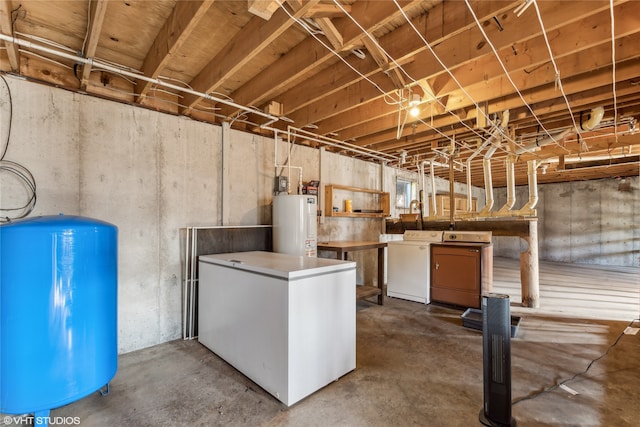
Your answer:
(492, 177), (639, 267)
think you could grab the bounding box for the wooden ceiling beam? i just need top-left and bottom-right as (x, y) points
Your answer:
(315, 17), (343, 50)
(332, 59), (639, 146)
(218, 0), (421, 118)
(80, 0), (108, 91)
(248, 0), (279, 20)
(136, 0), (215, 103)
(181, 0), (321, 112)
(0, 0), (19, 72)
(304, 4), (351, 18)
(444, 39), (640, 113)
(283, 1), (519, 126)
(432, 3), (639, 97)
(362, 36), (405, 89)
(285, 0), (614, 132)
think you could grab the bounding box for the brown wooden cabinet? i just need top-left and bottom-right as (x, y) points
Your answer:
(430, 243), (492, 309)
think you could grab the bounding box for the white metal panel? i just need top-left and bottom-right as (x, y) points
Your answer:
(288, 268), (356, 403)
(198, 261), (289, 401)
(387, 241), (431, 303)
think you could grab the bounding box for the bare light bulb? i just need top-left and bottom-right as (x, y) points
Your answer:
(408, 94), (421, 117)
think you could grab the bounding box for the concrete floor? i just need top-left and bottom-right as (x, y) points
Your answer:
(7, 259), (640, 427)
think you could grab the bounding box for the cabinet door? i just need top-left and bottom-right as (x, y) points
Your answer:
(431, 245), (482, 308)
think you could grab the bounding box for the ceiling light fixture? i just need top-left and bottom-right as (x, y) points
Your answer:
(409, 94), (421, 117)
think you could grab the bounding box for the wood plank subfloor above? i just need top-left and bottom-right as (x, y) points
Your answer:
(493, 257), (640, 322)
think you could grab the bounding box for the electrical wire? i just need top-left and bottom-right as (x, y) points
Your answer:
(19, 49), (74, 70)
(274, 0), (404, 108)
(513, 317), (640, 405)
(0, 74), (38, 221)
(609, 0), (619, 143)
(464, 0), (569, 153)
(531, 0), (581, 136)
(14, 31), (77, 54)
(0, 74), (11, 161)
(81, 0), (91, 55)
(287, 0), (489, 156)
(338, 0), (542, 163)
(338, 0), (494, 151)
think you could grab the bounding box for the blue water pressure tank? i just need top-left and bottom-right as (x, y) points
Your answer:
(0, 215), (118, 417)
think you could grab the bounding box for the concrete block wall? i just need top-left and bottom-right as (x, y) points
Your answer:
(492, 177), (640, 267)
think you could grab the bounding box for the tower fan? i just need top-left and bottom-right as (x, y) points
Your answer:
(479, 294), (517, 427)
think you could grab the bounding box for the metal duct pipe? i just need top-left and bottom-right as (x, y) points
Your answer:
(498, 155), (516, 213)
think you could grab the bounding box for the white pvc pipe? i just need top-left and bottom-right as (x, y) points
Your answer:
(478, 143), (499, 215)
(479, 158), (494, 214)
(465, 130), (496, 212)
(419, 160), (445, 217)
(580, 106), (605, 131)
(288, 126), (396, 163)
(515, 160), (539, 213)
(273, 130), (303, 194)
(429, 161), (437, 216)
(498, 155), (516, 212)
(0, 33), (279, 122)
(515, 128), (573, 154)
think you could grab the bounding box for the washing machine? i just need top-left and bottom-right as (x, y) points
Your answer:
(387, 230), (444, 304)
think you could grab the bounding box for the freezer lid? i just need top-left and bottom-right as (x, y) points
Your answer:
(199, 251), (356, 279)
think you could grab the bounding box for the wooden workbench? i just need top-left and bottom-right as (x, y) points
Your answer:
(317, 240), (387, 305)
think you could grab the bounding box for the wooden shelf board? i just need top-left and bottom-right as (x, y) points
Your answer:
(356, 285), (382, 300)
(330, 212), (388, 218)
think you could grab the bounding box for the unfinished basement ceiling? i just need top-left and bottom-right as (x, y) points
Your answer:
(1, 0), (639, 187)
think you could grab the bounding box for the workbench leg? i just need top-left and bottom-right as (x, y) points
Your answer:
(520, 220), (540, 308)
(377, 247), (384, 305)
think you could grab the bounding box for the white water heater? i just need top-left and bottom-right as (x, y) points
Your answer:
(273, 195), (317, 257)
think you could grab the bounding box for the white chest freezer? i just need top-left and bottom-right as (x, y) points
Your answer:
(198, 251), (356, 406)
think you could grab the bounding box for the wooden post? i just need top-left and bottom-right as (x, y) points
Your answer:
(520, 219), (540, 308)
